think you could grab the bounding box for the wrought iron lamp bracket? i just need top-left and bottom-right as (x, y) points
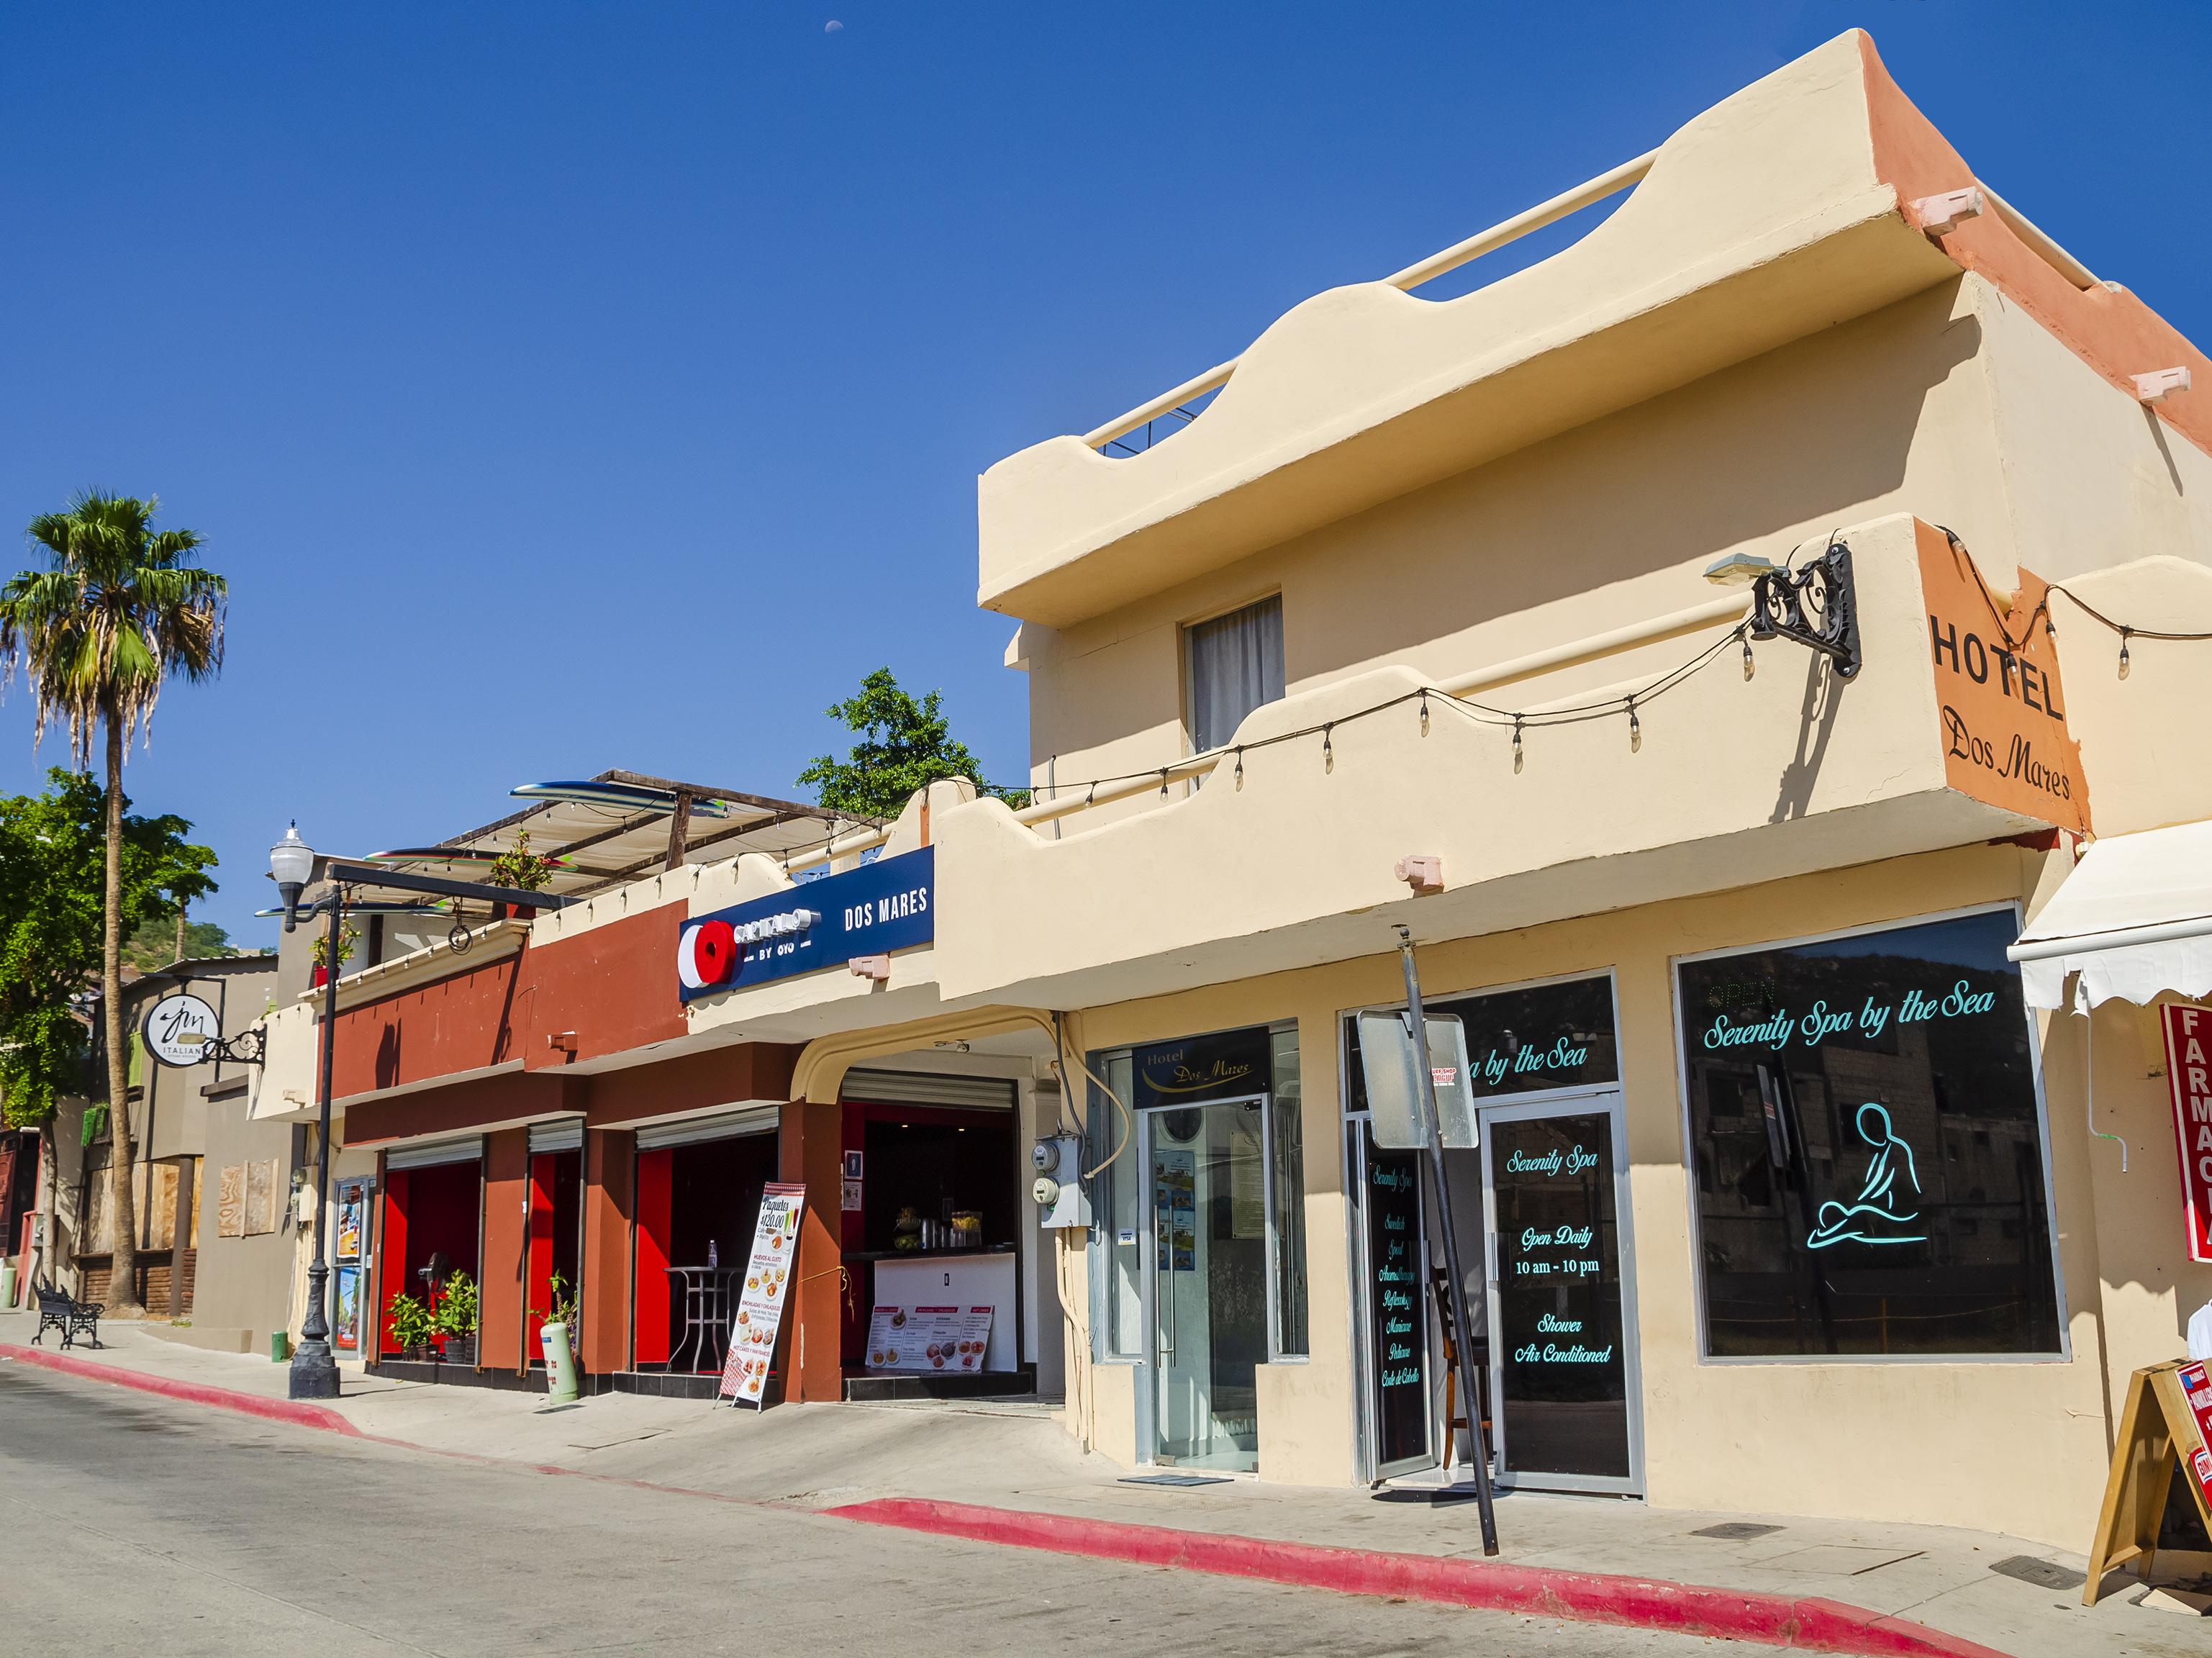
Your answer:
(1748, 539), (1861, 679)
(198, 1028), (267, 1067)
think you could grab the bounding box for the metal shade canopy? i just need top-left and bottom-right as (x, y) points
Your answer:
(355, 769), (872, 914)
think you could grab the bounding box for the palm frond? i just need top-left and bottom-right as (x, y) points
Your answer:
(1, 491), (226, 763)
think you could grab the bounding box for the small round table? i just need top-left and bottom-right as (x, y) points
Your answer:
(664, 1265), (744, 1374)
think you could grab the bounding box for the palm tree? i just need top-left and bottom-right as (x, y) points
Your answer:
(1, 493), (224, 1314)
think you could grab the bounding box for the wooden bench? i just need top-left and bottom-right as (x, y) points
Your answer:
(32, 1277), (102, 1350)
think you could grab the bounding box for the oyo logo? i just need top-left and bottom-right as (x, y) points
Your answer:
(677, 908), (821, 992)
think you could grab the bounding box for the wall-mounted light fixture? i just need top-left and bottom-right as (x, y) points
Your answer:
(1705, 539), (1861, 679)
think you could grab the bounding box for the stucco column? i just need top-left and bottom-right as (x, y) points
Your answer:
(779, 1097), (845, 1403)
(481, 1128), (530, 1372)
(581, 1128), (635, 1375)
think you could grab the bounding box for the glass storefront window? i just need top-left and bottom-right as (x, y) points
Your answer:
(1089, 1051), (1142, 1360)
(1676, 910), (2063, 1358)
(1269, 1027), (1308, 1357)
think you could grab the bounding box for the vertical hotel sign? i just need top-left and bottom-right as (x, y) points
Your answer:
(2162, 1007), (2212, 1264)
(1918, 522), (2090, 834)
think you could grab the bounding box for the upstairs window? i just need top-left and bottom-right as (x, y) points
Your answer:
(1187, 595), (1284, 754)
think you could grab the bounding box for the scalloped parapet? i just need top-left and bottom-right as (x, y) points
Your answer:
(977, 30), (2208, 630)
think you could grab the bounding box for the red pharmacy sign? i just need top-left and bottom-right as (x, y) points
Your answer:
(2160, 1005), (2212, 1264)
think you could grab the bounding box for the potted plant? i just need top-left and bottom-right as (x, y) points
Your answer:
(388, 1291), (436, 1361)
(487, 831), (556, 919)
(532, 1270), (581, 1405)
(309, 920), (361, 989)
(433, 1270), (479, 1367)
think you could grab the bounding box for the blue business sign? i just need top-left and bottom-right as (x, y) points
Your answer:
(675, 847), (934, 1001)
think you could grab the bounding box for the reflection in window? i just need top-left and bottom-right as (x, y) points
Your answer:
(1677, 911), (2061, 1357)
(1269, 1028), (1308, 1356)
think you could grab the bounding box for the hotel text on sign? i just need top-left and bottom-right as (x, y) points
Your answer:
(1917, 522), (2090, 835)
(2162, 1004), (2212, 1264)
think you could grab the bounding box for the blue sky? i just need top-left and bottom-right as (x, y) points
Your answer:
(4, 4), (2206, 941)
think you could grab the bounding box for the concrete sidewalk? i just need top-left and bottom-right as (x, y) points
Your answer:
(4, 1310), (2203, 1657)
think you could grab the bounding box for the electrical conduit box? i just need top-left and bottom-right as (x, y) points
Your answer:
(1030, 1133), (1091, 1229)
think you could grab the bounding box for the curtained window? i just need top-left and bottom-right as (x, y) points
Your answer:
(1186, 596), (1284, 754)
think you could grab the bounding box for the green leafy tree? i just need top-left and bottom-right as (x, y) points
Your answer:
(797, 667), (1028, 820)
(0, 771), (216, 1282)
(123, 915), (241, 973)
(1, 492), (225, 1313)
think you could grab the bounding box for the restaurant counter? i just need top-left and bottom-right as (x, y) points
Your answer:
(859, 1246), (1019, 1374)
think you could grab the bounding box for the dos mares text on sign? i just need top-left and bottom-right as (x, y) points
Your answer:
(676, 847), (934, 1000)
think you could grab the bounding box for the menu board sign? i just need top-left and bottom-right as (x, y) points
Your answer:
(718, 1182), (804, 1405)
(2180, 1362), (2212, 1515)
(335, 1183), (367, 1262)
(864, 1305), (993, 1373)
(1365, 1142), (1431, 1472)
(332, 1264), (361, 1353)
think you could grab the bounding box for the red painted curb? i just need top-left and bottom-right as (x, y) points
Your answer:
(826, 1498), (2012, 1658)
(0, 1341), (361, 1436)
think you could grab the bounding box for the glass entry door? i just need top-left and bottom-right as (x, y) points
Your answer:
(1144, 1098), (1268, 1471)
(1480, 1094), (1641, 1494)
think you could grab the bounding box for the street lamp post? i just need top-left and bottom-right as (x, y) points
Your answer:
(271, 823), (343, 1402)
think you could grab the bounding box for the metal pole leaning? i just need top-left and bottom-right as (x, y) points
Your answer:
(1397, 924), (1498, 1556)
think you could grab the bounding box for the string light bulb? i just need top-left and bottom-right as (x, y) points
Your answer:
(1627, 697), (1641, 753)
(1159, 769), (1170, 798)
(1322, 723), (1335, 774)
(2118, 627), (2131, 679)
(1233, 747), (1245, 790)
(1741, 633), (1756, 680)
(1512, 717), (1524, 774)
(1418, 690), (1430, 736)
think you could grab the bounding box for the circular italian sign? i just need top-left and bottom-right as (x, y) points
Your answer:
(142, 992), (222, 1067)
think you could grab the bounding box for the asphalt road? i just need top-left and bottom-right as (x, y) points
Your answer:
(0, 1364), (1736, 1657)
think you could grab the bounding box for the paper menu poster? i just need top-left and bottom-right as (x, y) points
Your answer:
(865, 1305), (994, 1373)
(718, 1182), (804, 1403)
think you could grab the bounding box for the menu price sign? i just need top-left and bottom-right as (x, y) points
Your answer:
(2180, 1363), (2212, 1515)
(864, 1305), (993, 1373)
(2162, 1005), (2212, 1263)
(1365, 1143), (1431, 1472)
(718, 1182), (804, 1405)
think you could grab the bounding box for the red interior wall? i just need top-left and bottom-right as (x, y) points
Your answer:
(379, 1171), (410, 1356)
(527, 1154), (556, 1362)
(527, 1149), (583, 1363)
(633, 1148), (673, 1365)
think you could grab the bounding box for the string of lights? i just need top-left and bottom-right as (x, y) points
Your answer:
(1015, 614), (1759, 806)
(781, 535), (2204, 869)
(1938, 524), (2212, 683)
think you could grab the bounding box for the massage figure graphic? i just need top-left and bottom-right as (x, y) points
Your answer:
(1806, 1102), (1927, 1251)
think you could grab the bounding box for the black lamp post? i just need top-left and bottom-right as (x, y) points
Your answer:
(271, 823), (344, 1402)
(265, 826), (579, 1403)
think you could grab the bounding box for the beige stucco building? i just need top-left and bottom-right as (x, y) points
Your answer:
(254, 31), (2212, 1555)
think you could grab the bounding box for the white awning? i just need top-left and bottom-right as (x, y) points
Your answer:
(2010, 820), (2212, 1009)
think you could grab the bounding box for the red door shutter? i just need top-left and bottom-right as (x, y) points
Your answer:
(632, 1148), (674, 1365)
